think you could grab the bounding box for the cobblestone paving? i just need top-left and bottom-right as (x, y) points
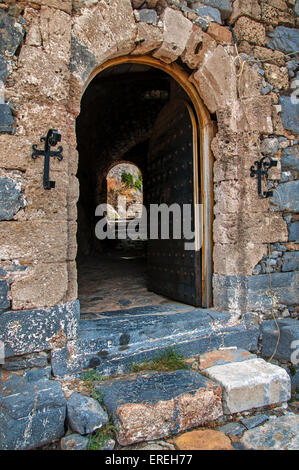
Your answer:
(78, 253), (190, 317)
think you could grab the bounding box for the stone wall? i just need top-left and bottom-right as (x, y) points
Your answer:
(0, 0), (298, 361)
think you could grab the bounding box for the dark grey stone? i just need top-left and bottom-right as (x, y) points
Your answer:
(0, 279), (9, 311)
(138, 9), (158, 25)
(194, 5), (221, 23)
(261, 319), (299, 361)
(0, 56), (7, 82)
(2, 352), (48, 371)
(69, 35), (97, 85)
(288, 221), (299, 241)
(0, 177), (23, 220)
(0, 377), (66, 450)
(241, 413), (299, 450)
(51, 307), (259, 377)
(271, 181), (299, 212)
(194, 16), (209, 30)
(0, 300), (80, 358)
(95, 370), (219, 421)
(291, 369), (299, 392)
(60, 434), (89, 450)
(191, 0), (232, 19)
(240, 414), (269, 430)
(22, 366), (51, 382)
(281, 145), (299, 173)
(282, 251), (299, 272)
(267, 26), (299, 54)
(0, 9), (25, 56)
(214, 272), (299, 312)
(0, 103), (14, 134)
(280, 95), (299, 136)
(217, 421), (246, 436)
(67, 392), (108, 435)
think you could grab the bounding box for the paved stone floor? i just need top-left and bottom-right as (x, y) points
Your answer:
(78, 252), (191, 318)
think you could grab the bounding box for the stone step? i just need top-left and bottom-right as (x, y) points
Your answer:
(203, 358), (291, 414)
(94, 370), (223, 446)
(50, 308), (260, 377)
(91, 354), (291, 446)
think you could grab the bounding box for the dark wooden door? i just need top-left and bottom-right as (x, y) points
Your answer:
(146, 99), (202, 306)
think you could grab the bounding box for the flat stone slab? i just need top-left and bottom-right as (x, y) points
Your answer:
(60, 434), (89, 451)
(0, 375), (66, 450)
(203, 358), (291, 414)
(241, 413), (299, 450)
(94, 370), (223, 446)
(199, 348), (255, 370)
(51, 309), (259, 377)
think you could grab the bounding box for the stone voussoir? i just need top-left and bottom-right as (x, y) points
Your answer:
(94, 370), (223, 446)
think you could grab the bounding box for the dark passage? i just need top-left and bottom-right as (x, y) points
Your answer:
(76, 63), (201, 315)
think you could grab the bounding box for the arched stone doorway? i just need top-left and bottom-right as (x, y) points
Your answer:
(76, 57), (214, 311)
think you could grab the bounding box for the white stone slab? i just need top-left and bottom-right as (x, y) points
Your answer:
(203, 358), (291, 414)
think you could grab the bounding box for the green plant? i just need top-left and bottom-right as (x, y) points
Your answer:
(129, 348), (188, 373)
(87, 423), (117, 450)
(90, 389), (105, 404)
(121, 171), (134, 188)
(81, 370), (104, 382)
(121, 171), (143, 191)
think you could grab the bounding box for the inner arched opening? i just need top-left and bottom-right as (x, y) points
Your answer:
(76, 62), (202, 316)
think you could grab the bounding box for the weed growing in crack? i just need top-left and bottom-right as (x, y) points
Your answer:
(87, 423), (117, 450)
(129, 348), (188, 373)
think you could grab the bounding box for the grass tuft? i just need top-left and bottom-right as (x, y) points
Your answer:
(87, 423), (117, 451)
(81, 370), (105, 382)
(129, 348), (188, 373)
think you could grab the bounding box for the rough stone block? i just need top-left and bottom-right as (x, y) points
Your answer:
(174, 429), (233, 450)
(267, 26), (299, 54)
(192, 0), (232, 19)
(0, 279), (9, 311)
(135, 9), (158, 25)
(60, 434), (89, 450)
(0, 104), (15, 135)
(193, 5), (222, 23)
(234, 16), (267, 45)
(191, 45), (237, 113)
(271, 181), (299, 212)
(241, 413), (299, 450)
(279, 96), (299, 136)
(153, 8), (193, 63)
(203, 358), (291, 413)
(0, 177), (23, 221)
(288, 221), (299, 241)
(95, 370), (223, 446)
(199, 348), (256, 370)
(229, 0), (261, 23)
(207, 23), (232, 44)
(0, 300), (80, 358)
(261, 319), (299, 361)
(282, 251), (299, 271)
(0, 9), (25, 56)
(0, 220), (68, 262)
(131, 23), (163, 56)
(181, 25), (217, 70)
(281, 145), (299, 173)
(67, 392), (108, 435)
(2, 352), (48, 371)
(0, 376), (66, 450)
(217, 421), (246, 436)
(28, 0), (72, 14)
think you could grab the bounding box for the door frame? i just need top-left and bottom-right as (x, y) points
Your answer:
(84, 55), (215, 308)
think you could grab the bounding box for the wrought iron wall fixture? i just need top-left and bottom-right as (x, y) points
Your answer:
(250, 156), (278, 198)
(32, 129), (63, 190)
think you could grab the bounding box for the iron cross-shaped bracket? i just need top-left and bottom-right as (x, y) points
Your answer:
(250, 156), (278, 198)
(32, 129), (63, 190)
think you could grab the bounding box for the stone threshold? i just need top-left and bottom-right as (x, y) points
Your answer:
(51, 305), (260, 377)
